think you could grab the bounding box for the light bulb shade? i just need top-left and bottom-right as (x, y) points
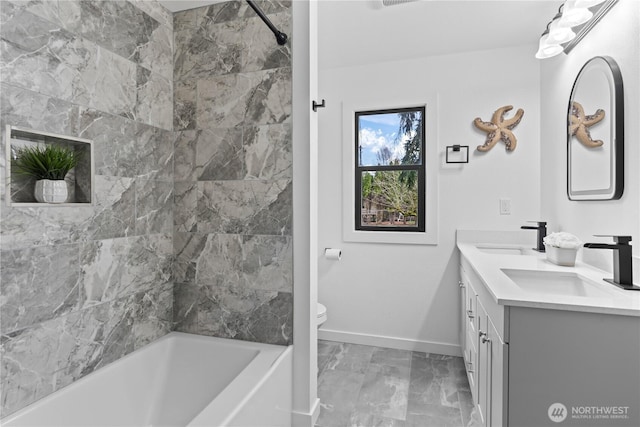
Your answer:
(559, 1), (594, 27)
(535, 35), (563, 59)
(548, 19), (576, 44)
(575, 0), (606, 8)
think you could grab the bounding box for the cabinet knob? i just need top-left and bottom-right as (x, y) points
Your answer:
(467, 310), (475, 319)
(479, 330), (490, 344)
(459, 281), (465, 288)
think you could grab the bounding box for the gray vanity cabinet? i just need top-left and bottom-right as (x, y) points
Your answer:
(460, 256), (640, 427)
(460, 264), (508, 427)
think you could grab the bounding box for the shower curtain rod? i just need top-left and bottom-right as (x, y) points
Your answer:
(246, 0), (288, 45)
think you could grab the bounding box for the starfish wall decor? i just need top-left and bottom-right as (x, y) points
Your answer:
(473, 105), (524, 152)
(569, 101), (605, 148)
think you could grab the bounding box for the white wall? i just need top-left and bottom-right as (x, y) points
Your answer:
(318, 46), (542, 353)
(540, 0), (640, 275)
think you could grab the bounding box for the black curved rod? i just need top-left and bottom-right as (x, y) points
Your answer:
(245, 0), (288, 45)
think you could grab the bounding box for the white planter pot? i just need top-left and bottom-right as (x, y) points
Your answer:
(35, 179), (68, 203)
(545, 245), (578, 267)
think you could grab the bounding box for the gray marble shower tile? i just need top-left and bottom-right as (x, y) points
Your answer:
(78, 110), (173, 180)
(242, 234), (292, 292)
(241, 11), (291, 72)
(135, 179), (173, 235)
(85, 175), (137, 241)
(0, 175), (135, 249)
(197, 284), (292, 345)
(212, 0), (291, 23)
(173, 19), (243, 81)
(316, 369), (365, 427)
(354, 366), (410, 421)
(197, 128), (244, 180)
(244, 123), (292, 180)
(78, 108), (139, 178)
(0, 243), (81, 334)
(175, 129), (245, 181)
(173, 282), (199, 333)
(245, 179), (292, 235)
(174, 181), (198, 233)
(194, 233), (244, 286)
(174, 131), (200, 181)
(197, 179), (291, 235)
(58, 0), (171, 78)
(3, 0), (63, 27)
(133, 123), (174, 181)
(173, 232), (207, 284)
(128, 0), (173, 29)
(1, 9), (137, 119)
(0, 205), (90, 250)
(196, 67), (292, 129)
(80, 234), (172, 306)
(174, 79), (197, 131)
(1, 318), (66, 416)
(131, 281), (173, 349)
(134, 67), (173, 131)
(0, 84), (79, 136)
(136, 13), (173, 80)
(324, 343), (376, 375)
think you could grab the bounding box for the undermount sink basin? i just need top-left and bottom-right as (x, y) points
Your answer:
(476, 245), (534, 256)
(501, 269), (612, 298)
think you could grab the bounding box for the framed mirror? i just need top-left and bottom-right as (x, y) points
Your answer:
(567, 56), (624, 200)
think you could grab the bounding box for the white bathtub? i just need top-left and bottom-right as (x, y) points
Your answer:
(2, 332), (292, 426)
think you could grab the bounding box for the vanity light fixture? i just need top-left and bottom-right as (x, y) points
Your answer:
(535, 0), (618, 59)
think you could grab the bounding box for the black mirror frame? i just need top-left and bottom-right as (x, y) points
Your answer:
(567, 55), (624, 201)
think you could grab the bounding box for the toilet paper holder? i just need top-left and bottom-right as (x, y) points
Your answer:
(324, 248), (342, 260)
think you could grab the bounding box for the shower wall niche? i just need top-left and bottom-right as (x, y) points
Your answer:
(6, 125), (94, 205)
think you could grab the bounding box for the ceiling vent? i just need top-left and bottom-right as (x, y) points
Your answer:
(382, 0), (418, 6)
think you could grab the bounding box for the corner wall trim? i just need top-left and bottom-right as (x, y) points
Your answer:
(318, 329), (462, 357)
(291, 398), (320, 427)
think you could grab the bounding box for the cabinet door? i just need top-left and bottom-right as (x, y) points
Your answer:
(459, 272), (467, 356)
(488, 315), (507, 427)
(477, 299), (489, 427)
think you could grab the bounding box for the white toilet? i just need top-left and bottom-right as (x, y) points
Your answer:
(317, 303), (327, 327)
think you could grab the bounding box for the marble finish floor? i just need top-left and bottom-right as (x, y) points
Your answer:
(317, 340), (479, 427)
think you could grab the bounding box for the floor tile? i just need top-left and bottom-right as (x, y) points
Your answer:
(317, 369), (365, 427)
(354, 367), (410, 420)
(405, 403), (464, 427)
(349, 412), (407, 427)
(317, 341), (472, 427)
(324, 342), (376, 374)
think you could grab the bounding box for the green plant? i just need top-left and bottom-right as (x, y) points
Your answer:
(12, 144), (81, 180)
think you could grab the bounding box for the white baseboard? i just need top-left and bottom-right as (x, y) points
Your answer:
(291, 398), (320, 427)
(318, 328), (461, 357)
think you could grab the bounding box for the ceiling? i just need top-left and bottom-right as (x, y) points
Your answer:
(158, 0), (563, 69)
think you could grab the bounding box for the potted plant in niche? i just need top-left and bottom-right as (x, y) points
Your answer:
(12, 144), (81, 203)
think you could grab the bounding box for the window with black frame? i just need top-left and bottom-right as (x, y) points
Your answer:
(355, 106), (425, 232)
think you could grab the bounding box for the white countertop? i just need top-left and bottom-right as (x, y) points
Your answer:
(457, 230), (640, 317)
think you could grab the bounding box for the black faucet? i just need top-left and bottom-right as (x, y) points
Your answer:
(583, 235), (638, 291)
(521, 221), (547, 252)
